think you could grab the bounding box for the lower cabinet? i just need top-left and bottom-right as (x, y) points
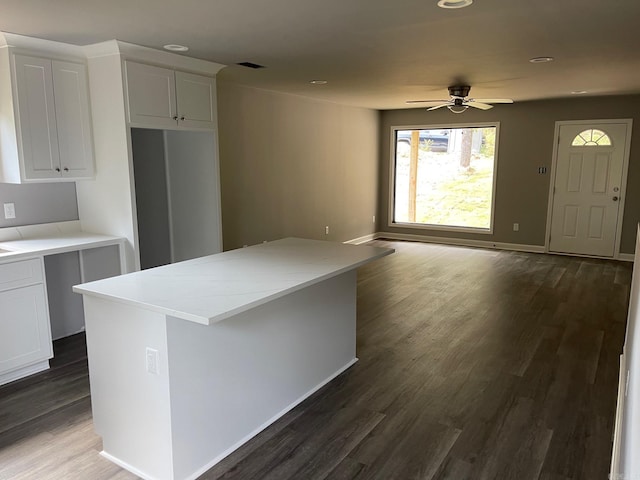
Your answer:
(0, 242), (123, 386)
(0, 258), (52, 384)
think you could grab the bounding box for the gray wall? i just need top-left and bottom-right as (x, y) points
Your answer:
(0, 183), (78, 227)
(132, 128), (222, 268)
(165, 129), (222, 261)
(217, 82), (379, 250)
(131, 128), (172, 269)
(379, 94), (640, 254)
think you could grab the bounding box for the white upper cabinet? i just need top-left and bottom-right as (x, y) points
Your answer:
(51, 60), (95, 178)
(175, 71), (216, 129)
(13, 56), (60, 179)
(125, 61), (216, 130)
(0, 52), (95, 183)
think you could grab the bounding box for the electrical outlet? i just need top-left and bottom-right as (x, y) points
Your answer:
(146, 348), (159, 375)
(513, 223), (519, 232)
(325, 226), (329, 235)
(3, 203), (16, 220)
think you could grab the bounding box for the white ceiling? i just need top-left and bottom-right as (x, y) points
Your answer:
(2, 0), (640, 109)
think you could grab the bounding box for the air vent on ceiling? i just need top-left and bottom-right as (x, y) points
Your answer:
(236, 62), (265, 69)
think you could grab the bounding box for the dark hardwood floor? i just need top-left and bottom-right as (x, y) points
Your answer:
(0, 240), (632, 480)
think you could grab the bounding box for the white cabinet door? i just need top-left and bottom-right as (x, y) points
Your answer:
(0, 284), (52, 375)
(52, 60), (95, 178)
(175, 71), (216, 129)
(10, 54), (95, 182)
(125, 61), (178, 128)
(13, 54), (61, 179)
(125, 62), (216, 130)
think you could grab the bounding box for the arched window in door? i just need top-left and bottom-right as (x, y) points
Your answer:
(571, 129), (612, 146)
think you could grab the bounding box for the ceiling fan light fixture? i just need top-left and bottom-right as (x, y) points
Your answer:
(437, 0), (473, 8)
(448, 104), (469, 114)
(571, 90), (588, 94)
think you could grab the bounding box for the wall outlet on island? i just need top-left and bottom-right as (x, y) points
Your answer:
(325, 226), (329, 235)
(146, 348), (159, 375)
(4, 203), (16, 220)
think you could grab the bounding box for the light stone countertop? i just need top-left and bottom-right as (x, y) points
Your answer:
(73, 237), (394, 325)
(0, 222), (125, 262)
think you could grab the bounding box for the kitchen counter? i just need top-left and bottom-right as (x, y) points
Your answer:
(0, 221), (125, 264)
(74, 237), (393, 480)
(0, 221), (126, 386)
(73, 237), (391, 325)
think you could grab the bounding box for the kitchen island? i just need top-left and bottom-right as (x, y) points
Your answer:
(73, 237), (393, 480)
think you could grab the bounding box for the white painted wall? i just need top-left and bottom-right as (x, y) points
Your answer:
(75, 53), (138, 272)
(618, 224), (640, 477)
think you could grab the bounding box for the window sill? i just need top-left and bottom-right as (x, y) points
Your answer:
(389, 221), (494, 235)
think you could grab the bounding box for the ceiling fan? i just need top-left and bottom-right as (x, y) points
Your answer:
(406, 85), (513, 113)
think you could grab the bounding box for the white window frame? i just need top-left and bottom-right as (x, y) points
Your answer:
(388, 122), (501, 235)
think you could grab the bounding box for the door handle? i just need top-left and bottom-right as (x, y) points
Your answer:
(613, 196), (619, 202)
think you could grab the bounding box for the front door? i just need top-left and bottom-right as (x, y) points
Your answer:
(549, 122), (630, 257)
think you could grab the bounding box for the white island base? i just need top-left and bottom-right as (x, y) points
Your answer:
(77, 238), (392, 480)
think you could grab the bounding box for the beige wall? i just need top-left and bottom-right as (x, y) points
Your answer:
(217, 82), (379, 250)
(379, 95), (640, 254)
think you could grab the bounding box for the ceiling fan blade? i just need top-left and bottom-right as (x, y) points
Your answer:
(472, 98), (514, 104)
(468, 102), (494, 110)
(406, 99), (449, 104)
(426, 103), (452, 111)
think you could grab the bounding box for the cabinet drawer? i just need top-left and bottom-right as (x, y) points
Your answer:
(0, 258), (44, 291)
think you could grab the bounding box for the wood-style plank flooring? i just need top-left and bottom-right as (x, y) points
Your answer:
(0, 241), (633, 479)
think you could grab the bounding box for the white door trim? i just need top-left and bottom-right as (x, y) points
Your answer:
(544, 118), (633, 259)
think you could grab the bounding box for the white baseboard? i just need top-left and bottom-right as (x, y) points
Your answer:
(610, 353), (626, 480)
(0, 360), (50, 387)
(375, 231), (546, 254)
(343, 233), (377, 245)
(370, 231), (636, 261)
(100, 451), (157, 480)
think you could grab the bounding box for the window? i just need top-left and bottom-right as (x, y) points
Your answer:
(391, 124), (499, 232)
(571, 129), (612, 146)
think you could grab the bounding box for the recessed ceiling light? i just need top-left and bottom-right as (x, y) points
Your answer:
(310, 80), (328, 85)
(529, 56), (554, 63)
(437, 0), (473, 8)
(571, 90), (588, 95)
(163, 44), (189, 52)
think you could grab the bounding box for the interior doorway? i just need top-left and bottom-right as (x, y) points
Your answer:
(547, 120), (632, 257)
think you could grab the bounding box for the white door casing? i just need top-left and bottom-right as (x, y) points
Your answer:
(547, 120), (632, 257)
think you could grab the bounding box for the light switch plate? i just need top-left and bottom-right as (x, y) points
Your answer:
(3, 203), (16, 219)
